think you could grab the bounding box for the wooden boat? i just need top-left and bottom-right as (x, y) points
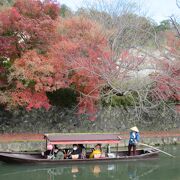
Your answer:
(0, 133), (159, 164)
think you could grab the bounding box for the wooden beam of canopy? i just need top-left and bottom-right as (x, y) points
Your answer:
(44, 133), (122, 145)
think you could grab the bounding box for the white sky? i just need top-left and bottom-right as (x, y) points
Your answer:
(138, 0), (180, 22)
(58, 0), (180, 23)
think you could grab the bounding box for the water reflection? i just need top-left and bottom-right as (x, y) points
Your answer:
(0, 161), (160, 180)
(128, 164), (139, 180)
(127, 164), (159, 180)
(92, 165), (101, 177)
(45, 163), (157, 180)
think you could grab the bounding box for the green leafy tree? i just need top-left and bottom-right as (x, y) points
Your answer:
(60, 4), (72, 17)
(155, 20), (171, 32)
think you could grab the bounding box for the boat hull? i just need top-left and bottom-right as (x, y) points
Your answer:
(0, 150), (159, 165)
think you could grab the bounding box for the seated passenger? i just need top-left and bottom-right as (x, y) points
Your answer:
(63, 149), (70, 159)
(54, 149), (65, 160)
(50, 145), (64, 160)
(78, 144), (86, 159)
(89, 144), (102, 159)
(53, 145), (59, 156)
(42, 143), (54, 159)
(70, 144), (82, 159)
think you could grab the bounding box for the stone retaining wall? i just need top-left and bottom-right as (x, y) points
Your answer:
(0, 106), (179, 133)
(0, 141), (45, 152)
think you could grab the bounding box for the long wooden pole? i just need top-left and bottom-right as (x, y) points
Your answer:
(139, 142), (175, 158)
(117, 136), (175, 158)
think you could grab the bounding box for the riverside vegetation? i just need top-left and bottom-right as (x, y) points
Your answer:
(0, 0), (179, 132)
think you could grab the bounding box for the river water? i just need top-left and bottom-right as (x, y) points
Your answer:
(0, 145), (179, 180)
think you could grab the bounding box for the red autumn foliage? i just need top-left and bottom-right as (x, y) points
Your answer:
(0, 0), (59, 60)
(0, 0), (60, 92)
(11, 89), (51, 110)
(153, 59), (180, 101)
(14, 0), (59, 20)
(152, 32), (180, 105)
(43, 17), (111, 117)
(0, 0), (111, 119)
(0, 36), (18, 58)
(0, 0), (60, 109)
(166, 31), (180, 53)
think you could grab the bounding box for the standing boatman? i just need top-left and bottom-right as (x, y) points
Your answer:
(128, 126), (140, 156)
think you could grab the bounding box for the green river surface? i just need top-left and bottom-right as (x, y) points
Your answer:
(0, 145), (179, 180)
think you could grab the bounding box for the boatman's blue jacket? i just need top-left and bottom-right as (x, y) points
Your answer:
(129, 132), (140, 145)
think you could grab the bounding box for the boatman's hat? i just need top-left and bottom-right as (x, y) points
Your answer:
(130, 126), (139, 132)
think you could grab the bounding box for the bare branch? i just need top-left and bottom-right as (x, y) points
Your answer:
(176, 0), (180, 8)
(170, 16), (180, 38)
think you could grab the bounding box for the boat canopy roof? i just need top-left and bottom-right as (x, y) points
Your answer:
(44, 133), (122, 145)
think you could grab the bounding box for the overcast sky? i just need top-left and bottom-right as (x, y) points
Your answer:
(58, 0), (180, 23)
